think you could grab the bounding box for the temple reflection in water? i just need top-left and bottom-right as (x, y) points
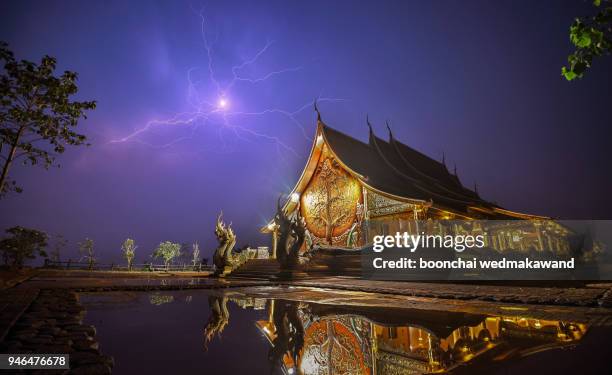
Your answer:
(204, 295), (587, 374)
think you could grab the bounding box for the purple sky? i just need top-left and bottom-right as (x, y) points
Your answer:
(1, 0), (611, 263)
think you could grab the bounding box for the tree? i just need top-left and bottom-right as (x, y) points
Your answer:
(0, 41), (96, 196)
(192, 242), (201, 268)
(78, 238), (96, 270)
(49, 234), (67, 263)
(562, 0), (612, 80)
(0, 226), (48, 268)
(152, 241), (181, 270)
(121, 238), (137, 271)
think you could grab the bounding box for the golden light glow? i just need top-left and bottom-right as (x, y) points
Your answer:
(300, 153), (362, 243)
(316, 134), (323, 146)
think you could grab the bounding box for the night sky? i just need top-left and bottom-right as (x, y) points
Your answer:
(1, 0), (611, 263)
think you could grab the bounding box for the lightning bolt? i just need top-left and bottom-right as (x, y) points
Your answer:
(110, 6), (345, 161)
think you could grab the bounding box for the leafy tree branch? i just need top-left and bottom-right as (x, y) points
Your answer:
(563, 0), (612, 80)
(0, 41), (96, 196)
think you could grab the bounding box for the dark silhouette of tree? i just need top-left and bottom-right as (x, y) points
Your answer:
(49, 234), (67, 263)
(0, 226), (48, 268)
(0, 41), (96, 196)
(78, 238), (96, 270)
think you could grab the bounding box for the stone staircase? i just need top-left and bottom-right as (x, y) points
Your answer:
(303, 248), (362, 277)
(229, 259), (280, 279)
(230, 247), (363, 279)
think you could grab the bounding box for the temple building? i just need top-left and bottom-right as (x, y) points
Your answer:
(261, 109), (571, 256)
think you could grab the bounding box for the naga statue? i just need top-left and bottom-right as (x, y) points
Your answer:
(268, 300), (305, 373)
(203, 296), (229, 350)
(213, 211), (249, 276)
(274, 196), (307, 273)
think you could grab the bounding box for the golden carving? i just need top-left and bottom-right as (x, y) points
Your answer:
(300, 320), (370, 375)
(367, 191), (415, 218)
(300, 152), (362, 245)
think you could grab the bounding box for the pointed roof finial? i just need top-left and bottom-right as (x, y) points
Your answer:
(366, 114), (373, 134)
(385, 120), (393, 141)
(441, 152), (446, 166)
(474, 182), (479, 195)
(453, 163), (458, 176)
(314, 98), (321, 122)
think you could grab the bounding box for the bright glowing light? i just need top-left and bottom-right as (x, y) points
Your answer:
(218, 98), (228, 109)
(108, 7), (345, 159)
(287, 368), (294, 375)
(290, 192), (300, 203)
(316, 134), (324, 146)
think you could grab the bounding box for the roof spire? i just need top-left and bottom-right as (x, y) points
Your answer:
(385, 120), (393, 141)
(474, 182), (479, 195)
(366, 114), (373, 134)
(441, 152), (446, 166)
(314, 98), (321, 122)
(453, 163), (458, 176)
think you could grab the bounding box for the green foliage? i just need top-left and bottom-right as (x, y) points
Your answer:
(78, 238), (96, 270)
(562, 1), (612, 80)
(121, 238), (137, 271)
(152, 241), (181, 269)
(0, 41), (96, 196)
(0, 226), (48, 268)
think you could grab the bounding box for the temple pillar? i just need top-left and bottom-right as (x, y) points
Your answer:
(271, 228), (278, 259)
(268, 299), (275, 323)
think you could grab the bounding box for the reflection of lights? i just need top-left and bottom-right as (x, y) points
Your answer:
(290, 192), (300, 203)
(267, 223), (275, 231)
(534, 320), (541, 328)
(287, 368), (295, 375)
(499, 306), (528, 311)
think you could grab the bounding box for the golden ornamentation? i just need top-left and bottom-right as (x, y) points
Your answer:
(367, 191), (415, 218)
(300, 155), (362, 245)
(300, 319), (370, 375)
(212, 212), (250, 276)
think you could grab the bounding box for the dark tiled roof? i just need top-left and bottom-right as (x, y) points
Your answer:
(372, 134), (492, 205)
(322, 123), (500, 214)
(322, 125), (429, 200)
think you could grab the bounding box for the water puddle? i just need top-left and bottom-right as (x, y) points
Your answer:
(80, 289), (608, 374)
